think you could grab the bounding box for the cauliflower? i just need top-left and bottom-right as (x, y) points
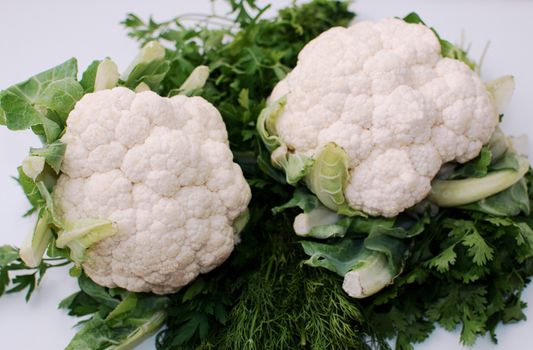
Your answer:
(259, 18), (499, 217)
(53, 87), (251, 294)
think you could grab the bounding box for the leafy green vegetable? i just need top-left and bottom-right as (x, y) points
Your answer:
(0, 245), (69, 301)
(305, 143), (360, 216)
(3, 2), (532, 350)
(56, 219), (118, 265)
(29, 140), (66, 173)
(0, 58), (82, 142)
(460, 177), (530, 216)
(61, 275), (169, 350)
(451, 147), (492, 179)
(364, 173), (533, 349)
(430, 154), (529, 207)
(152, 218), (386, 350)
(55, 2), (361, 349)
(121, 41), (170, 91)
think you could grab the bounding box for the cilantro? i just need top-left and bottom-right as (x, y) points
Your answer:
(364, 173), (533, 347)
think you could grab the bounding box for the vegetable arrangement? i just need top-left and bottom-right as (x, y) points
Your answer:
(1, 1), (532, 350)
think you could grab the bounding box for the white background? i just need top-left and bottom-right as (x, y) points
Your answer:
(1, 0), (532, 349)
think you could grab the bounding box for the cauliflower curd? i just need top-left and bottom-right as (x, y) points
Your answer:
(268, 18), (498, 217)
(54, 87), (251, 294)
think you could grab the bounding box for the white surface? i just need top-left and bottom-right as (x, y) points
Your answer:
(0, 0), (532, 349)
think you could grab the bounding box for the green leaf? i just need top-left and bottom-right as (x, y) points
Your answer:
(57, 219), (117, 265)
(402, 12), (425, 24)
(30, 140), (66, 173)
(272, 188), (321, 214)
(106, 293), (138, 323)
(122, 59), (170, 91)
(513, 222), (533, 250)
(170, 313), (209, 346)
(364, 234), (407, 270)
(301, 238), (366, 276)
(427, 245), (457, 273)
(430, 156), (529, 207)
(305, 142), (360, 216)
(460, 177), (530, 216)
(0, 58), (82, 142)
(8, 274), (36, 301)
(15, 166), (43, 214)
(490, 151), (521, 172)
(0, 246), (19, 267)
(459, 224), (494, 266)
(0, 94), (5, 125)
(451, 147), (492, 179)
(0, 92), (42, 130)
(238, 89), (249, 109)
(80, 60), (100, 93)
(78, 274), (120, 309)
(37, 78), (84, 120)
(182, 278), (207, 302)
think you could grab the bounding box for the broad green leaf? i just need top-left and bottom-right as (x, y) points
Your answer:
(78, 274), (120, 309)
(121, 42), (169, 91)
(66, 294), (168, 350)
(489, 151), (521, 172)
(122, 59), (170, 91)
(460, 178), (529, 216)
(80, 60), (100, 93)
(37, 78), (84, 120)
(301, 238), (400, 298)
(0, 58), (82, 140)
(301, 239), (366, 276)
(121, 41), (165, 80)
(106, 293), (138, 323)
(1, 92), (42, 130)
(430, 156), (529, 207)
(305, 142), (360, 216)
(364, 234), (406, 270)
(57, 219), (117, 264)
(451, 147), (492, 179)
(30, 140), (66, 173)
(272, 188), (321, 214)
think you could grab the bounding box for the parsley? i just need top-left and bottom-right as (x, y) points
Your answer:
(0, 245), (70, 301)
(364, 173), (533, 348)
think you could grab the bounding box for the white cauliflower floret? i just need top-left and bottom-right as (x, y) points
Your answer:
(269, 18), (498, 217)
(53, 87), (251, 294)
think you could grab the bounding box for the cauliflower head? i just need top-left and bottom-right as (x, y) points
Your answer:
(265, 18), (498, 217)
(53, 87), (251, 294)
